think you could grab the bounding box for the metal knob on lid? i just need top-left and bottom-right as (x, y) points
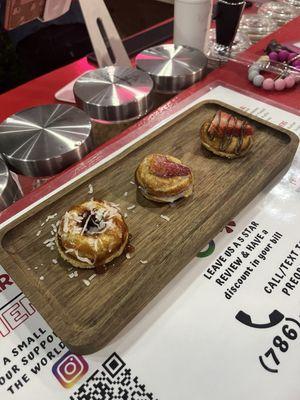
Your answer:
(136, 44), (208, 94)
(0, 159), (22, 211)
(73, 66), (154, 123)
(0, 104), (93, 177)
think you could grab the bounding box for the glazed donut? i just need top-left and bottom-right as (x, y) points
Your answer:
(136, 154), (193, 203)
(56, 199), (129, 269)
(200, 111), (254, 159)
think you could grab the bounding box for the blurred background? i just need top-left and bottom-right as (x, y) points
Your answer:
(0, 0), (173, 93)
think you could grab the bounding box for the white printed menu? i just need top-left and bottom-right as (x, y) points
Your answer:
(0, 86), (300, 400)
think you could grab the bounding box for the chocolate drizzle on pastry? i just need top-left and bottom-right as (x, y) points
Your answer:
(204, 110), (254, 157)
(80, 209), (106, 235)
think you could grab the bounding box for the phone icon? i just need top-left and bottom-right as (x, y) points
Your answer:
(235, 309), (284, 329)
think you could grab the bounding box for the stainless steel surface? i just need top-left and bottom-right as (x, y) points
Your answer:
(0, 104), (92, 177)
(136, 44), (207, 94)
(0, 158), (22, 211)
(74, 66), (154, 123)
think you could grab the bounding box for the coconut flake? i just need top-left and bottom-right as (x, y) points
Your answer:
(124, 213), (128, 218)
(65, 248), (75, 254)
(46, 213), (57, 222)
(75, 250), (93, 265)
(139, 260), (148, 264)
(63, 212), (70, 233)
(89, 274), (96, 281)
(83, 279), (91, 287)
(130, 180), (136, 185)
(52, 259), (58, 265)
(51, 223), (57, 232)
(43, 237), (55, 245)
(65, 248), (92, 264)
(80, 213), (92, 235)
(39, 276), (44, 281)
(124, 192), (128, 197)
(127, 205), (136, 210)
(160, 214), (170, 222)
(88, 184), (94, 194)
(36, 230), (41, 237)
(126, 253), (131, 259)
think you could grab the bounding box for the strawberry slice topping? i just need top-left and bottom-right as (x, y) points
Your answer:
(226, 115), (237, 136)
(219, 111), (230, 134)
(244, 122), (254, 136)
(208, 110), (221, 135)
(208, 111), (254, 137)
(150, 155), (191, 178)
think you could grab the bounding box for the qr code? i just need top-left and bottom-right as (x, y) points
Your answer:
(70, 352), (158, 400)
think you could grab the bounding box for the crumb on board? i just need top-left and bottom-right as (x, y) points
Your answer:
(139, 260), (148, 264)
(124, 212), (128, 218)
(44, 237), (55, 245)
(39, 276), (44, 281)
(124, 192), (128, 197)
(89, 274), (96, 281)
(51, 223), (57, 232)
(88, 184), (94, 194)
(126, 253), (131, 259)
(160, 214), (170, 222)
(127, 205), (136, 210)
(36, 230), (41, 237)
(83, 279), (91, 287)
(52, 259), (58, 265)
(130, 180), (136, 185)
(46, 213), (58, 222)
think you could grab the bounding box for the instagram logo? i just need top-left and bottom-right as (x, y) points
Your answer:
(52, 351), (89, 388)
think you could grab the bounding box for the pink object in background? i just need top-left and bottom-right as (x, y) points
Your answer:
(263, 78), (275, 90)
(274, 78), (286, 90)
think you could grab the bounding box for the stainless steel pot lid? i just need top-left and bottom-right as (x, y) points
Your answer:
(135, 44), (208, 94)
(0, 158), (22, 211)
(0, 104), (93, 177)
(73, 66), (154, 123)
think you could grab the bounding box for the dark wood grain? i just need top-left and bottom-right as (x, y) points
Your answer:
(0, 101), (298, 354)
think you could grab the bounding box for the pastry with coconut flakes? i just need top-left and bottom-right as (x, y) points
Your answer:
(56, 200), (129, 269)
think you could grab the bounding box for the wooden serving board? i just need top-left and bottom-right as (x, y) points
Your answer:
(0, 101), (298, 354)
